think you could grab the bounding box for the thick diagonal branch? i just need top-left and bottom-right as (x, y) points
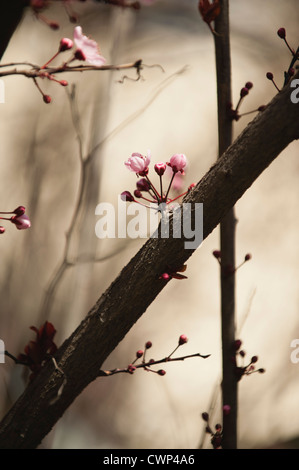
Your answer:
(0, 75), (298, 449)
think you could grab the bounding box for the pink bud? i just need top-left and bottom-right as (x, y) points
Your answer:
(10, 214), (31, 230)
(121, 191), (135, 202)
(59, 80), (68, 87)
(50, 22), (59, 30)
(212, 250), (221, 259)
(168, 153), (187, 173)
(0, 226), (5, 234)
(127, 364), (136, 374)
(14, 206), (26, 216)
(178, 334), (188, 346)
(145, 341), (152, 349)
(134, 190), (142, 198)
(43, 95), (52, 104)
(159, 273), (170, 280)
(136, 350), (144, 358)
(59, 37), (74, 52)
(154, 162), (167, 176)
(157, 369), (166, 376)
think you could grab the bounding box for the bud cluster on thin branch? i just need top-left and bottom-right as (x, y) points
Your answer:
(98, 334), (211, 377)
(0, 26), (145, 103)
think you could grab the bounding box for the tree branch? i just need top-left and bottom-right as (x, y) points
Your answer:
(0, 73), (299, 449)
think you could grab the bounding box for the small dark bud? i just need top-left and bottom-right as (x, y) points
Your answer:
(277, 27), (286, 39)
(240, 87), (249, 97)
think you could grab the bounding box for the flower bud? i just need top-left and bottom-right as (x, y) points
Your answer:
(121, 191), (135, 202)
(223, 404), (231, 415)
(178, 334), (188, 346)
(154, 162), (167, 176)
(0, 226), (5, 234)
(240, 87), (249, 97)
(127, 364), (136, 374)
(201, 412), (209, 422)
(234, 339), (242, 351)
(43, 94), (52, 104)
(277, 27), (286, 39)
(244, 253), (252, 261)
(136, 350), (144, 358)
(14, 206), (26, 216)
(134, 190), (142, 198)
(136, 178), (150, 192)
(245, 81), (253, 90)
(50, 22), (59, 30)
(59, 37), (74, 52)
(159, 273), (170, 280)
(145, 341), (152, 349)
(212, 250), (221, 259)
(157, 369), (166, 376)
(266, 72), (274, 80)
(251, 355), (258, 363)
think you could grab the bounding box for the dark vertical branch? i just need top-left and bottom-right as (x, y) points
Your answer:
(213, 0), (237, 448)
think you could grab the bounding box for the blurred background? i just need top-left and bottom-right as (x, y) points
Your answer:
(0, 0), (299, 449)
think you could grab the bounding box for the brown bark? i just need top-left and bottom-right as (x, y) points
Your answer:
(0, 72), (299, 448)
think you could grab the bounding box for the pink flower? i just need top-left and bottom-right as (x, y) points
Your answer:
(124, 150), (151, 175)
(73, 26), (106, 66)
(11, 213), (31, 230)
(168, 153), (187, 173)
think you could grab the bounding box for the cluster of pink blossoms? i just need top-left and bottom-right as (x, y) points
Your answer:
(0, 206), (31, 234)
(121, 150), (194, 209)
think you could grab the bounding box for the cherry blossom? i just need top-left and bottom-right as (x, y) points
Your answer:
(73, 26), (106, 66)
(168, 153), (187, 173)
(124, 150), (151, 175)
